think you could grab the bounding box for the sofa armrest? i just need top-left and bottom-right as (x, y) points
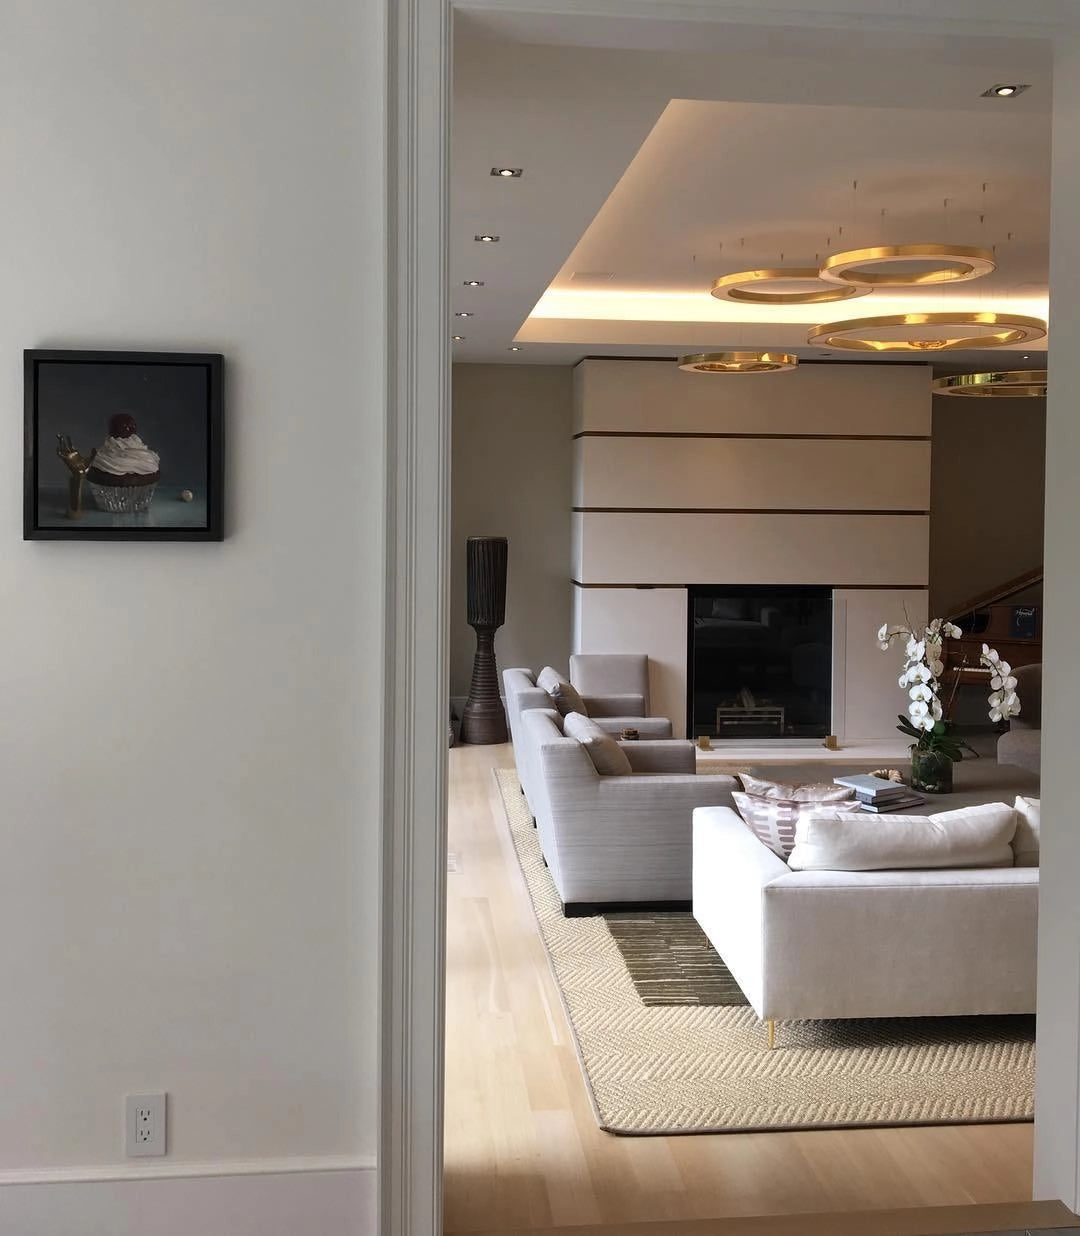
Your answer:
(592, 716), (672, 739)
(620, 740), (696, 775)
(583, 692), (646, 718)
(692, 806), (788, 1016)
(593, 772), (736, 814)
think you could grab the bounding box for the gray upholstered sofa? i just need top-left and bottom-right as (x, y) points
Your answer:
(503, 663), (672, 815)
(998, 662), (1041, 775)
(523, 709), (736, 913)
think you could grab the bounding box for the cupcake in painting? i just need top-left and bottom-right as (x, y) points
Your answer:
(86, 413), (161, 514)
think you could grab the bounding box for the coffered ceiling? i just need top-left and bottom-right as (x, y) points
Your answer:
(451, 14), (1052, 369)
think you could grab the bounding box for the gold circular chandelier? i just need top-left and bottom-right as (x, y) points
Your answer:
(677, 351), (798, 374)
(806, 312), (1046, 353)
(819, 243), (996, 288)
(932, 370), (1047, 397)
(710, 268), (871, 306)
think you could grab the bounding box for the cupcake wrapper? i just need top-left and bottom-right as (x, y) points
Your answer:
(89, 481), (157, 514)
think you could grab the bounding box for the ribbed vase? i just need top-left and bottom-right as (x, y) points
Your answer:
(460, 536), (509, 744)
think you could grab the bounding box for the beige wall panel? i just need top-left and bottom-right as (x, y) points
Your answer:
(574, 436), (931, 511)
(574, 586), (690, 737)
(452, 364), (574, 696)
(574, 359), (932, 436)
(833, 589), (930, 740)
(574, 511), (930, 586)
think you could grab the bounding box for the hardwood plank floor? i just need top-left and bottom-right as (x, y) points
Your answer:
(443, 743), (1036, 1234)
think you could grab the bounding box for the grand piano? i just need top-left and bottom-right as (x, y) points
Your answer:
(941, 566), (1042, 695)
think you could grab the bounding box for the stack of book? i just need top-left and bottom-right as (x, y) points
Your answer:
(833, 773), (926, 813)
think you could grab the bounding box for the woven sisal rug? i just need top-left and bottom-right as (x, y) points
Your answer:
(494, 768), (1034, 1136)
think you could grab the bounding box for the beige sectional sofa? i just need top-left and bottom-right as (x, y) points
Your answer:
(692, 803), (1038, 1024)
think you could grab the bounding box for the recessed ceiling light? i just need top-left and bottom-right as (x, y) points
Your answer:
(508, 346), (521, 352)
(464, 280), (484, 287)
(982, 83), (1030, 97)
(452, 335), (465, 342)
(455, 311), (473, 318)
(491, 167), (522, 178)
(475, 234), (500, 243)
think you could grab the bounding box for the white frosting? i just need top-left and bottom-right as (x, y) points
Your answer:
(92, 434), (160, 478)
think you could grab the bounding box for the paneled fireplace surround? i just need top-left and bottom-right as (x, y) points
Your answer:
(570, 358), (932, 740)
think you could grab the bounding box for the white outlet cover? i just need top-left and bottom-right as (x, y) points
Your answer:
(125, 1093), (166, 1157)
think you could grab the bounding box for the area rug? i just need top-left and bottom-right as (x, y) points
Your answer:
(494, 768), (1034, 1135)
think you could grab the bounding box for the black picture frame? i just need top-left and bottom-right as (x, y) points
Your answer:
(24, 349), (225, 541)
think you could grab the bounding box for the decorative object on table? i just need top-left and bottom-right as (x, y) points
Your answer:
(697, 734), (711, 750)
(24, 350), (224, 541)
(869, 768), (905, 784)
(823, 734), (839, 750)
(877, 616), (1021, 793)
(460, 535), (509, 744)
(620, 727), (639, 742)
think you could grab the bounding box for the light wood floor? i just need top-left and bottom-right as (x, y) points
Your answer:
(443, 742), (1036, 1234)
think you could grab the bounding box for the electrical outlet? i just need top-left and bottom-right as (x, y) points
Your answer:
(125, 1093), (166, 1157)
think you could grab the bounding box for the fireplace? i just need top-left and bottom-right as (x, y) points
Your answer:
(687, 585), (832, 740)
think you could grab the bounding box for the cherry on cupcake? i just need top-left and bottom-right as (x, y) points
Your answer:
(109, 413), (138, 438)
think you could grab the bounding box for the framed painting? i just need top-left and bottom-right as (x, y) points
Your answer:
(24, 349), (224, 541)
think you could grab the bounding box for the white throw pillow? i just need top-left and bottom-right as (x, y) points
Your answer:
(787, 801), (1018, 871)
(1013, 795), (1040, 867)
(563, 711), (632, 776)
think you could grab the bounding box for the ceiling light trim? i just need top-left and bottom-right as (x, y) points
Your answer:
(710, 268), (871, 305)
(932, 370), (1047, 397)
(807, 311), (1047, 353)
(819, 244), (996, 288)
(677, 351), (798, 374)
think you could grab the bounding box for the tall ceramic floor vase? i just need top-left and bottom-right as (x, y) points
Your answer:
(460, 536), (509, 744)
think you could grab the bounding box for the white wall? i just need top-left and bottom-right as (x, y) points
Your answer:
(1034, 30), (1080, 1212)
(451, 364), (573, 699)
(0, 2), (380, 1226)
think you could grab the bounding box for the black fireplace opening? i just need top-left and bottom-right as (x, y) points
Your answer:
(687, 585), (832, 740)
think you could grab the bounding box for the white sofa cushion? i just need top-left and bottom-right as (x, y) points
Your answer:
(563, 711), (632, 776)
(537, 666), (588, 717)
(787, 801), (1018, 872)
(731, 791), (853, 859)
(1013, 795), (1040, 867)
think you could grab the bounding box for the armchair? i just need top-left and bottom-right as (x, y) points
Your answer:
(525, 709), (736, 913)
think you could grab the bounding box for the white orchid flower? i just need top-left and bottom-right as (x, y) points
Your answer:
(999, 661), (1012, 677)
(909, 684), (933, 702)
(931, 697), (943, 719)
(877, 623), (889, 642)
(945, 623), (962, 639)
(906, 638), (926, 660)
(928, 618), (942, 634)
(909, 700), (929, 719)
(920, 715), (936, 731)
(929, 658), (944, 677)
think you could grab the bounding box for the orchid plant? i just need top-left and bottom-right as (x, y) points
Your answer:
(877, 617), (1022, 759)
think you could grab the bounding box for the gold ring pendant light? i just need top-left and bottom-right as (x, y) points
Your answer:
(807, 312), (1047, 353)
(711, 268), (871, 305)
(933, 370), (1047, 397)
(819, 243), (997, 287)
(678, 352), (798, 374)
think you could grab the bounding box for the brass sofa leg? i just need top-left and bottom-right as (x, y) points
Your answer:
(767, 1019), (776, 1050)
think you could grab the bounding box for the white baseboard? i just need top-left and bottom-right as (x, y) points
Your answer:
(0, 1158), (375, 1236)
